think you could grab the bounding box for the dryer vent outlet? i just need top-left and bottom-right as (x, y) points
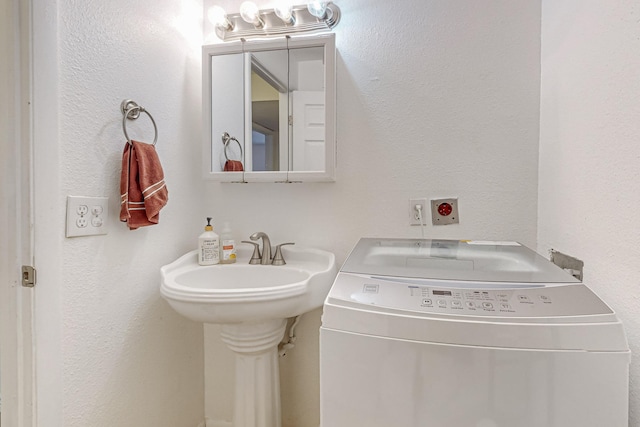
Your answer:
(431, 198), (459, 225)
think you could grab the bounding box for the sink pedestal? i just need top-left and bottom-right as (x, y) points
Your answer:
(220, 319), (288, 427)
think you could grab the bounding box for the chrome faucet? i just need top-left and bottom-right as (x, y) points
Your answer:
(243, 232), (295, 265)
(250, 232), (272, 265)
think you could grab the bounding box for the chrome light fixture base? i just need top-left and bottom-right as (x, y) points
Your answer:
(215, 3), (340, 41)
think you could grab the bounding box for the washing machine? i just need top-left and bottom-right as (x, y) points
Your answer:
(320, 238), (630, 427)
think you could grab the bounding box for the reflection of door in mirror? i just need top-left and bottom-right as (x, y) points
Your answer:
(292, 91), (325, 171)
(250, 73), (280, 171)
(250, 50), (288, 172)
(288, 47), (325, 172)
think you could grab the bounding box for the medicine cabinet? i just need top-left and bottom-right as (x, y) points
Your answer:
(203, 34), (336, 182)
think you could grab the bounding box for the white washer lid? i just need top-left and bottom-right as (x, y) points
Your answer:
(341, 238), (579, 283)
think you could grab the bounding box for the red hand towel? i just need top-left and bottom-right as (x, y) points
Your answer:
(223, 159), (244, 171)
(119, 140), (168, 230)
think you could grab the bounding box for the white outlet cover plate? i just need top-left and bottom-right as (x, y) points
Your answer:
(409, 198), (428, 226)
(66, 196), (109, 237)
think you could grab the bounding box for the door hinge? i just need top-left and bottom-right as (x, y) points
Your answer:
(288, 115), (293, 126)
(21, 265), (36, 287)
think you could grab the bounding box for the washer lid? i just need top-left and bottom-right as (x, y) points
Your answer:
(341, 238), (578, 283)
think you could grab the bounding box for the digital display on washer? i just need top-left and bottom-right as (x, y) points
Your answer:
(433, 290), (452, 296)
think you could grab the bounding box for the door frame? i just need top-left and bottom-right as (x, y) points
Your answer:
(0, 0), (37, 424)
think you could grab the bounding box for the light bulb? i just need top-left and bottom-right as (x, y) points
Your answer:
(274, 1), (296, 25)
(307, 0), (328, 19)
(240, 1), (264, 28)
(208, 6), (233, 31)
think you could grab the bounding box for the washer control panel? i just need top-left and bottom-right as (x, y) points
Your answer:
(410, 286), (549, 314)
(334, 273), (612, 318)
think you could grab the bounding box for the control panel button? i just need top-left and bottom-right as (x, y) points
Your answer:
(451, 300), (462, 307)
(539, 295), (551, 302)
(437, 299), (447, 307)
(517, 295), (530, 302)
(465, 301), (476, 308)
(482, 302), (494, 309)
(421, 298), (432, 306)
(500, 303), (511, 310)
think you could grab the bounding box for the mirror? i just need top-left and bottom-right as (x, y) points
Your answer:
(203, 34), (336, 182)
(250, 49), (288, 173)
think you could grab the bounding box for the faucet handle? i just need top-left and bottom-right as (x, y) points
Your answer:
(271, 243), (295, 266)
(241, 241), (262, 265)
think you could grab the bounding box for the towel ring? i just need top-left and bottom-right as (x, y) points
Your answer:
(121, 99), (158, 146)
(222, 132), (243, 161)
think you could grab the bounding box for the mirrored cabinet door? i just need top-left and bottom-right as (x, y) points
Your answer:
(209, 52), (245, 181)
(203, 34), (335, 183)
(248, 48), (289, 179)
(288, 45), (326, 173)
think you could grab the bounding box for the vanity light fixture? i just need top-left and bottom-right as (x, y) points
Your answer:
(239, 1), (265, 28)
(274, 1), (296, 26)
(307, 0), (329, 19)
(209, 2), (340, 42)
(207, 5), (234, 31)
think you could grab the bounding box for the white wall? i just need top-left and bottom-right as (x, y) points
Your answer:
(32, 0), (206, 425)
(538, 0), (640, 424)
(203, 1), (542, 425)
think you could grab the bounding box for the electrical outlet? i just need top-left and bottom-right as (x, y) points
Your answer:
(409, 198), (428, 226)
(66, 196), (109, 237)
(431, 198), (460, 225)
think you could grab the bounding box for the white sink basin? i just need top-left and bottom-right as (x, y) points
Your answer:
(160, 245), (337, 324)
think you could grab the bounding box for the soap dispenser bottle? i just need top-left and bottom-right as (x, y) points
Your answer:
(220, 222), (236, 264)
(198, 217), (220, 266)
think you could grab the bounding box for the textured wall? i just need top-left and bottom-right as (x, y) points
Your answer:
(538, 0), (640, 423)
(202, 0), (542, 425)
(32, 0), (206, 425)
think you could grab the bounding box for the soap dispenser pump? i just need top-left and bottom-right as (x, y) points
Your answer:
(198, 217), (220, 266)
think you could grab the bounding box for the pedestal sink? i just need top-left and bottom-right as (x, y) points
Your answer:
(160, 245), (337, 427)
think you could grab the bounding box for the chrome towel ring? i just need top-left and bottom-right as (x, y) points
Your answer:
(222, 132), (242, 161)
(121, 99), (158, 146)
